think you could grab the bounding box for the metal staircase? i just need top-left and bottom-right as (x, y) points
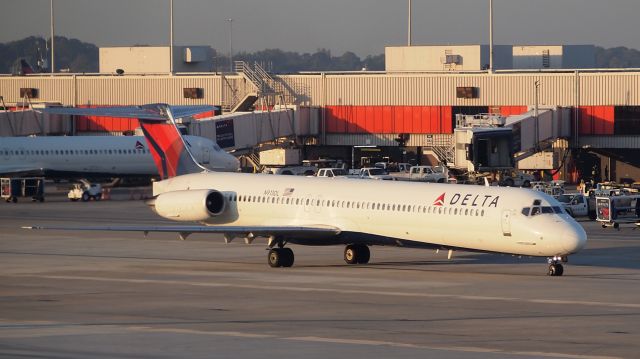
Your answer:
(235, 61), (277, 96)
(430, 134), (456, 166)
(239, 151), (265, 173)
(432, 145), (455, 166)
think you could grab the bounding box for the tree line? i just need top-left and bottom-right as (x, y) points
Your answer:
(1, 36), (639, 74)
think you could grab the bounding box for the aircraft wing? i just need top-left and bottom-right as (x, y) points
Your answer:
(39, 104), (218, 120)
(23, 224), (341, 240)
(0, 165), (45, 176)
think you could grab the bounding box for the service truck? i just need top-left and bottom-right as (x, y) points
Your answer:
(556, 193), (591, 218)
(353, 167), (394, 180)
(408, 166), (448, 183)
(316, 168), (349, 178)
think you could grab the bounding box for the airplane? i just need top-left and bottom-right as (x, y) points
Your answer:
(1, 134), (239, 179)
(25, 104), (587, 276)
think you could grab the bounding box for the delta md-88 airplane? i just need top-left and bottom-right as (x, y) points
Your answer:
(27, 104), (587, 276)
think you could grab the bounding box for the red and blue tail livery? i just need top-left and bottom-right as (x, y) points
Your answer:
(42, 104), (218, 179)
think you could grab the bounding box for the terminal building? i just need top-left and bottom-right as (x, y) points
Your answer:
(1, 44), (639, 183)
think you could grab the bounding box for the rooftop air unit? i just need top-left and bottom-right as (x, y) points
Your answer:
(441, 54), (462, 65)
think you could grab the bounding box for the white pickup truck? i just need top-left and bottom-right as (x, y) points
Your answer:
(500, 172), (535, 187)
(408, 166), (448, 183)
(555, 193), (596, 218)
(316, 168), (349, 178)
(352, 167), (394, 180)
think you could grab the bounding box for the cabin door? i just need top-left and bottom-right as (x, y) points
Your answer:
(501, 210), (512, 236)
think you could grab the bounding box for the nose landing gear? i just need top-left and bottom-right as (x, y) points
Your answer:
(547, 256), (565, 276)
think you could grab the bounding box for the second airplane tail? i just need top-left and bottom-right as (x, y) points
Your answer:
(137, 104), (209, 179)
(40, 103), (218, 180)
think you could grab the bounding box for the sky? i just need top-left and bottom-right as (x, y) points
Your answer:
(2, 0), (640, 57)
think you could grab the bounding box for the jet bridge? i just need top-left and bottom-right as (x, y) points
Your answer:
(506, 107), (571, 161)
(452, 108), (571, 172)
(188, 106), (320, 151)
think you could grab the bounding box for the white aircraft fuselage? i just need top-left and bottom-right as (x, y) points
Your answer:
(152, 172), (587, 258)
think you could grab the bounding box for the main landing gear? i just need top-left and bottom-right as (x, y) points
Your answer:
(268, 247), (294, 268)
(547, 256), (567, 276)
(344, 244), (370, 265)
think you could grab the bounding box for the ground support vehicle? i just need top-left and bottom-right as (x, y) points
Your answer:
(408, 166), (448, 183)
(556, 193), (593, 218)
(316, 168), (349, 178)
(499, 171), (535, 187)
(68, 181), (103, 202)
(350, 168), (394, 180)
(595, 195), (640, 229)
(263, 166), (317, 176)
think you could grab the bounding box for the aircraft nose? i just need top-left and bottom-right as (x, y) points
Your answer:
(562, 225), (587, 253)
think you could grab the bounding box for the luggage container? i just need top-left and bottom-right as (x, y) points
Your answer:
(1, 177), (45, 203)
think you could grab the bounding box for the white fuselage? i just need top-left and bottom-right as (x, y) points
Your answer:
(0, 135), (239, 177)
(153, 173), (587, 257)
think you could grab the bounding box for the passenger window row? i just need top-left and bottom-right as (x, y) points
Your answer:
(224, 194), (486, 217)
(2, 149), (150, 156)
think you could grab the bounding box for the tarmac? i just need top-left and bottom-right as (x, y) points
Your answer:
(1, 196), (639, 359)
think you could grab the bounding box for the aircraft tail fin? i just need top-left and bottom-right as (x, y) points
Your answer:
(137, 104), (211, 179)
(40, 104), (218, 179)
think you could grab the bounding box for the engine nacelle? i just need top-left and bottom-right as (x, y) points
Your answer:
(152, 189), (226, 222)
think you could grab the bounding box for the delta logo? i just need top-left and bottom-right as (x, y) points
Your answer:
(433, 192), (500, 207)
(135, 141), (145, 150)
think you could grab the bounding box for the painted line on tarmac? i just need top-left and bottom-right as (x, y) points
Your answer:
(287, 336), (620, 359)
(0, 320), (620, 359)
(15, 274), (640, 310)
(124, 327), (620, 359)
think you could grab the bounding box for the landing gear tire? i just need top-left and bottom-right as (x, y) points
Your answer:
(280, 248), (294, 267)
(268, 248), (295, 268)
(344, 244), (370, 265)
(547, 263), (564, 276)
(81, 192), (90, 202)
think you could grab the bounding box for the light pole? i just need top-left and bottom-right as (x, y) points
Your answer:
(489, 0), (494, 73)
(170, 0), (174, 74)
(534, 80), (540, 149)
(408, 0), (412, 46)
(227, 18), (233, 72)
(50, 0), (55, 73)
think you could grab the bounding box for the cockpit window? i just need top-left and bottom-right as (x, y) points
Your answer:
(212, 144), (222, 151)
(523, 205), (564, 216)
(533, 199), (542, 206)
